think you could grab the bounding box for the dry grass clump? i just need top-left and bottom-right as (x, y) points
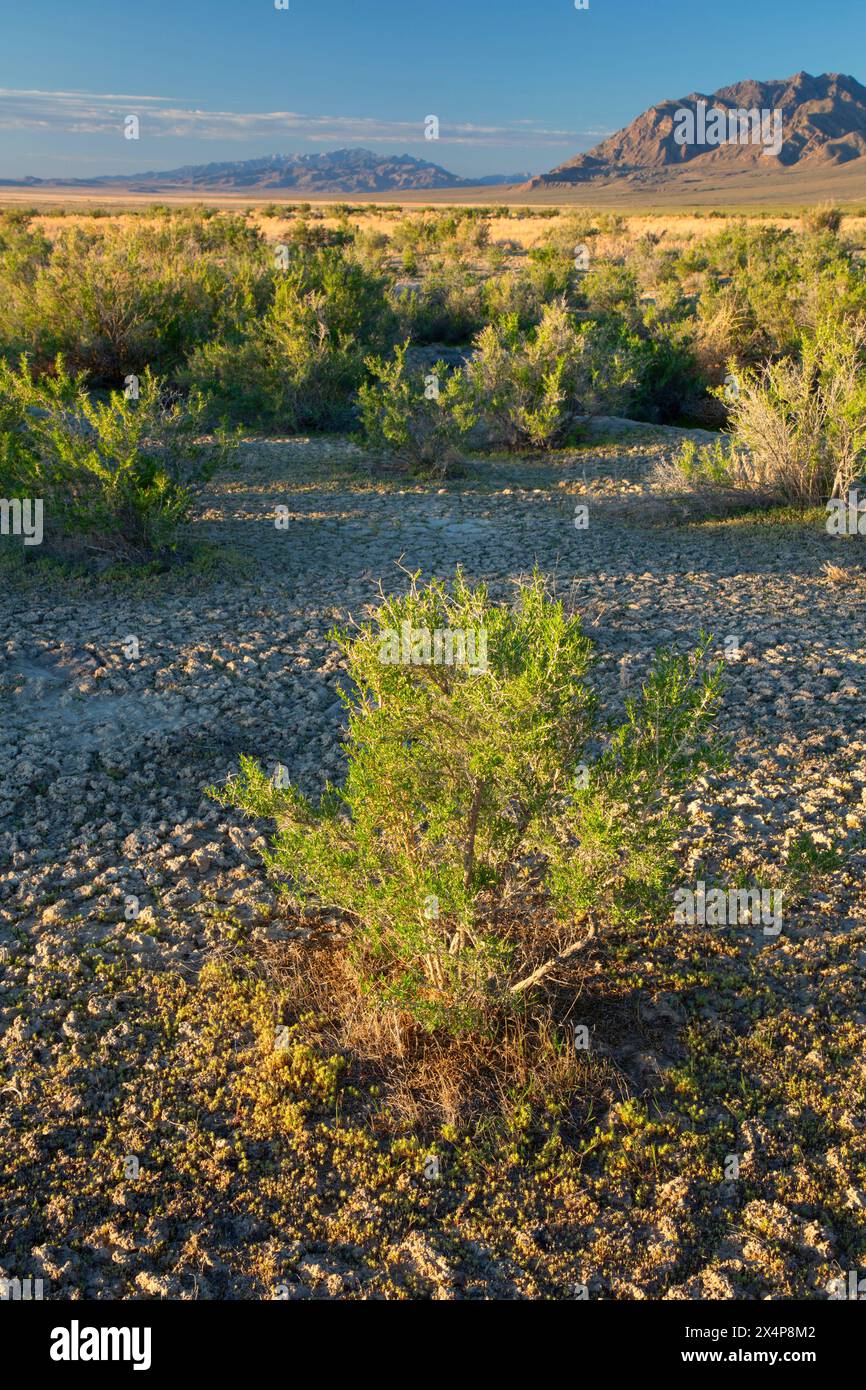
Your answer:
(650, 438), (779, 519)
(652, 317), (866, 514)
(728, 339), (866, 505)
(820, 560), (866, 590)
(801, 203), (844, 236)
(261, 930), (608, 1137)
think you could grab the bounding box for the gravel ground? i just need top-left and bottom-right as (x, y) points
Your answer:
(1, 423), (865, 1300)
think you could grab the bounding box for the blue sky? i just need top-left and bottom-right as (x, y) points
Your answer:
(0, 0), (862, 179)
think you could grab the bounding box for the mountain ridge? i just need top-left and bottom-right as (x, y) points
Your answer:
(0, 148), (531, 194)
(529, 72), (866, 189)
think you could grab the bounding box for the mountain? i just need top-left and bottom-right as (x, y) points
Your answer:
(97, 149), (466, 193)
(530, 72), (866, 189)
(1, 149), (527, 194)
(474, 171), (533, 187)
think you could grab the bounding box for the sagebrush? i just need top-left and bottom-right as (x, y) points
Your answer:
(217, 571), (725, 1034)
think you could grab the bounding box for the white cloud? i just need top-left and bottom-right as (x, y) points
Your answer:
(0, 89), (587, 147)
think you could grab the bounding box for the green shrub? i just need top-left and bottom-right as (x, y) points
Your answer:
(276, 245), (396, 349)
(465, 301), (635, 449)
(481, 269), (551, 329)
(525, 244), (578, 303)
(0, 218), (271, 385)
(656, 317), (866, 506)
(692, 221), (866, 371)
(186, 247), (396, 431)
(0, 211), (51, 280)
(390, 210), (491, 264)
(580, 262), (642, 325)
(625, 323), (706, 424)
(352, 228), (391, 275)
(216, 572), (724, 1034)
(0, 358), (234, 558)
(287, 220), (352, 250)
(392, 262), (486, 345)
(521, 216), (600, 305)
(669, 436), (740, 486)
(357, 343), (476, 476)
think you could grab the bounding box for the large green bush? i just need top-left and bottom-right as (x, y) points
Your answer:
(0, 216), (271, 385)
(216, 572), (724, 1034)
(0, 358), (234, 558)
(186, 247), (396, 430)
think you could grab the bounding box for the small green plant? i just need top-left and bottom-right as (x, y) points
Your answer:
(667, 436), (751, 489)
(0, 358), (234, 559)
(785, 831), (844, 887)
(357, 343), (476, 477)
(216, 572), (724, 1034)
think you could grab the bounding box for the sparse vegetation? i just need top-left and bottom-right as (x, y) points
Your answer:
(1, 206), (864, 453)
(0, 213), (270, 385)
(654, 317), (866, 509)
(216, 572), (724, 1041)
(0, 357), (234, 558)
(4, 198), (866, 1310)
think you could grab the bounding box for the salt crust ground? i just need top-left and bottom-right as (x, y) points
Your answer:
(1, 424), (864, 1299)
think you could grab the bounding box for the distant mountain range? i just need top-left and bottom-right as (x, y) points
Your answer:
(529, 72), (866, 189)
(0, 148), (532, 194)
(3, 74), (863, 200)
